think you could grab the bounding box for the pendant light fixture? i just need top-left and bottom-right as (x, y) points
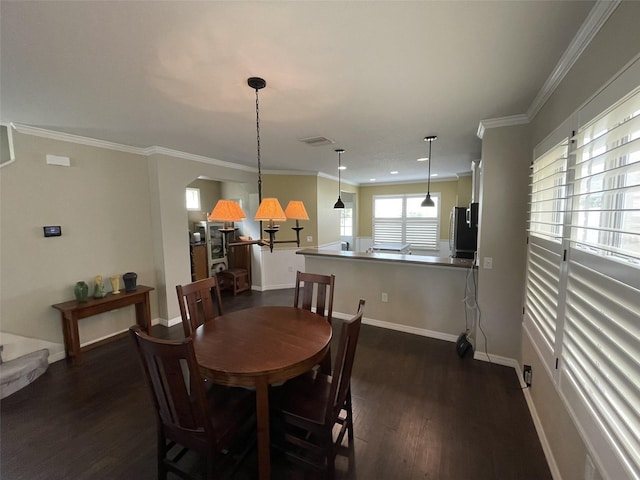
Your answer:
(333, 148), (345, 209)
(421, 135), (437, 207)
(248, 76), (309, 251)
(208, 199), (247, 253)
(284, 200), (309, 246)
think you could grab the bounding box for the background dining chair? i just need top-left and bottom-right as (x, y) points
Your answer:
(129, 326), (255, 480)
(217, 243), (251, 296)
(176, 276), (224, 337)
(276, 299), (365, 479)
(294, 271), (335, 374)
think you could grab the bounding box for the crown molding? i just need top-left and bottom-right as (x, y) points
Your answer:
(476, 114), (529, 139)
(263, 168), (319, 177)
(144, 146), (256, 172)
(11, 123), (146, 155)
(526, 0), (621, 120)
(477, 1), (620, 140)
(10, 123), (257, 172)
(317, 171), (359, 186)
(360, 176), (459, 187)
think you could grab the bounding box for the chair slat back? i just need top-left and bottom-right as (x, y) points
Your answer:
(129, 326), (213, 448)
(294, 271), (335, 324)
(327, 299), (365, 424)
(176, 277), (224, 337)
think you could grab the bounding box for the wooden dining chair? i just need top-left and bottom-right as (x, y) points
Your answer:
(277, 299), (365, 479)
(176, 276), (224, 337)
(294, 271), (335, 374)
(129, 326), (255, 480)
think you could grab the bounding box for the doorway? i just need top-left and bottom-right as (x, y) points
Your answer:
(340, 191), (356, 251)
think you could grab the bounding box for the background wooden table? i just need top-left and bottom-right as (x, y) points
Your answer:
(52, 285), (154, 364)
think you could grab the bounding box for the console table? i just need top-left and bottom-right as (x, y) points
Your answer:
(52, 285), (154, 364)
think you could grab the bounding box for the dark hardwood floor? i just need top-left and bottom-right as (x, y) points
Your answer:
(1, 289), (551, 480)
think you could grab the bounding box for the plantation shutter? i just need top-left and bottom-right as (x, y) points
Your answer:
(560, 85), (640, 480)
(373, 194), (440, 250)
(524, 138), (568, 371)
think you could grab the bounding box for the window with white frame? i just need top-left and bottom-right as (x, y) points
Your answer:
(185, 188), (201, 211)
(524, 81), (640, 480)
(340, 207), (353, 237)
(372, 193), (440, 249)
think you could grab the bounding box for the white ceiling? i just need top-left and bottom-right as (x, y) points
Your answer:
(1, 1), (596, 184)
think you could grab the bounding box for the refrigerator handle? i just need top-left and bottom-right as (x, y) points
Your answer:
(449, 208), (455, 253)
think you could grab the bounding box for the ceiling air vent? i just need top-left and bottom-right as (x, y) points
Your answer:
(299, 136), (335, 147)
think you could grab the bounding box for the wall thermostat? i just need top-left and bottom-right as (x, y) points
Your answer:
(43, 226), (62, 237)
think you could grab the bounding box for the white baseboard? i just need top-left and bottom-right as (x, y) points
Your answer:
(514, 363), (563, 480)
(332, 310), (459, 343)
(0, 332), (65, 364)
(254, 283), (295, 291)
(473, 350), (519, 369)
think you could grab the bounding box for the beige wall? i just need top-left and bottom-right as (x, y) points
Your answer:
(476, 123), (530, 361)
(0, 132), (261, 352)
(358, 179), (465, 240)
(316, 176), (341, 247)
(147, 153), (256, 321)
(456, 175), (472, 206)
(0, 133), (156, 344)
(262, 174), (319, 248)
(186, 178), (222, 228)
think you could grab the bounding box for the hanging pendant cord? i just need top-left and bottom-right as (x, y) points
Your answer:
(338, 151), (341, 194)
(254, 87), (262, 203)
(427, 139), (432, 195)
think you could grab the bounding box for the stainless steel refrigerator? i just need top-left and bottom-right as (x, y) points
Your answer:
(449, 206), (477, 259)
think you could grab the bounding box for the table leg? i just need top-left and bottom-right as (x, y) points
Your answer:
(69, 313), (81, 364)
(134, 293), (152, 334)
(60, 313), (72, 359)
(255, 376), (271, 480)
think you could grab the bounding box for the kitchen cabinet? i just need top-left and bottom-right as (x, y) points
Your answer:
(191, 243), (208, 281)
(193, 221), (227, 277)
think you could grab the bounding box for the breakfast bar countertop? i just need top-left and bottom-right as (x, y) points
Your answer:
(296, 248), (476, 269)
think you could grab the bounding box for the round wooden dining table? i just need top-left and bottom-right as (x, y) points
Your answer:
(192, 305), (332, 480)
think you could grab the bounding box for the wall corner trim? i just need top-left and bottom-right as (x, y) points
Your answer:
(526, 0), (622, 121)
(477, 115), (529, 139)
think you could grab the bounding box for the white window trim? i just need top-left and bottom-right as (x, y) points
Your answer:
(372, 193), (441, 250)
(186, 188), (201, 211)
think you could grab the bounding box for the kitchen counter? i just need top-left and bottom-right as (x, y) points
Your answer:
(296, 248), (475, 269)
(297, 248), (477, 341)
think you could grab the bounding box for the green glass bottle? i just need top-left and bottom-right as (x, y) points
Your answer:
(74, 281), (89, 302)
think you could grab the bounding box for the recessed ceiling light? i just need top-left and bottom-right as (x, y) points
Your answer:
(338, 166), (346, 170)
(417, 157), (429, 162)
(369, 178), (376, 182)
(432, 173), (439, 177)
(390, 171), (399, 174)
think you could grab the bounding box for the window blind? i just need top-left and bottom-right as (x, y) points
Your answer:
(569, 87), (640, 263)
(373, 194), (440, 250)
(525, 138), (568, 371)
(560, 85), (640, 480)
(524, 238), (562, 355)
(525, 78), (640, 479)
(529, 139), (569, 242)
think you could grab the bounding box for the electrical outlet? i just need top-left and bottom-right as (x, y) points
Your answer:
(306, 236), (313, 242)
(483, 257), (493, 269)
(381, 292), (388, 302)
(523, 365), (532, 387)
